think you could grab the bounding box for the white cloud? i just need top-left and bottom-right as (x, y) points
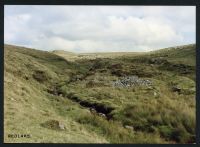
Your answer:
(4, 6), (195, 52)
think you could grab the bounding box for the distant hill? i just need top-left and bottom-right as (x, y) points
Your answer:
(52, 50), (144, 61)
(52, 50), (75, 55)
(51, 44), (195, 66)
(148, 44), (195, 66)
(51, 50), (79, 61)
(4, 44), (196, 143)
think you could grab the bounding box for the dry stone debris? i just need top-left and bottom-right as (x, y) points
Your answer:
(113, 76), (152, 88)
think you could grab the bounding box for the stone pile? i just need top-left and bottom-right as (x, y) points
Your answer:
(113, 76), (152, 88)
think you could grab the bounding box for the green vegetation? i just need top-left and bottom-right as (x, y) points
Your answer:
(4, 44), (196, 143)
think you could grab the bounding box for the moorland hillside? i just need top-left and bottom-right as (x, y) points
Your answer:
(4, 44), (196, 143)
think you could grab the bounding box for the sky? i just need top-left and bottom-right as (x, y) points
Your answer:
(4, 6), (195, 53)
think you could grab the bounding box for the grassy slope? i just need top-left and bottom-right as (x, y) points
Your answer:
(4, 44), (196, 143)
(4, 45), (107, 143)
(148, 44), (196, 66)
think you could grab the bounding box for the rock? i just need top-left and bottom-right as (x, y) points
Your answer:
(89, 108), (96, 114)
(150, 64), (154, 67)
(98, 113), (106, 118)
(10, 98), (15, 101)
(172, 86), (181, 93)
(124, 125), (133, 130)
(58, 122), (65, 130)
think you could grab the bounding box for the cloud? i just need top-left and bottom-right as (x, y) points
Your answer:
(4, 6), (195, 52)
